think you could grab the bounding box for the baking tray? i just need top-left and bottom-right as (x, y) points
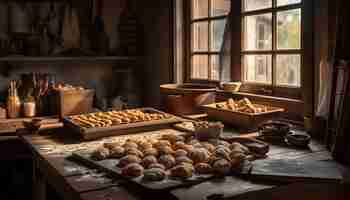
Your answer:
(64, 108), (183, 140)
(72, 150), (215, 191)
(201, 103), (284, 130)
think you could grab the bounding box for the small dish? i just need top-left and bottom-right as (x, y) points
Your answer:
(285, 132), (311, 147)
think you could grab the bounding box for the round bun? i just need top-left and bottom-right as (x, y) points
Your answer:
(117, 155), (141, 168)
(92, 147), (110, 161)
(141, 155), (158, 168)
(143, 168), (166, 181)
(158, 154), (176, 169)
(109, 146), (125, 158)
(122, 163), (144, 177)
(195, 163), (213, 174)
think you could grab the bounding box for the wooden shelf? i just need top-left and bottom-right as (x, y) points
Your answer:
(0, 116), (61, 134)
(0, 56), (139, 63)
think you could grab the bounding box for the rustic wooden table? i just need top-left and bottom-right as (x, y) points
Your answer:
(18, 128), (349, 200)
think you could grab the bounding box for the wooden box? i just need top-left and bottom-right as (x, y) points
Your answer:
(201, 102), (284, 130)
(52, 89), (95, 118)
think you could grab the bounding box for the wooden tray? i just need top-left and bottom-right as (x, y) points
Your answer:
(64, 108), (183, 140)
(72, 151), (214, 191)
(201, 103), (284, 130)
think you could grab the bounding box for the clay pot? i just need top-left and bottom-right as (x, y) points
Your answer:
(160, 84), (217, 115)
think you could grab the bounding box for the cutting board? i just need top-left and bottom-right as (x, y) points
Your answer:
(249, 159), (343, 184)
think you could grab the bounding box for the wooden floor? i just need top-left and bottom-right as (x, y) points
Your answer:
(18, 127), (350, 200)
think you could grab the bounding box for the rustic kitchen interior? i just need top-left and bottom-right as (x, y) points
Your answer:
(0, 0), (349, 200)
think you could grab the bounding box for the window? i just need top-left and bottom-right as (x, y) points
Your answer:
(242, 0), (302, 89)
(190, 0), (231, 81)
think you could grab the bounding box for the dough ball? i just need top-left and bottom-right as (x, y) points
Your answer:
(143, 168), (166, 181)
(175, 149), (188, 157)
(117, 155), (141, 168)
(123, 142), (138, 150)
(141, 155), (158, 168)
(158, 145), (175, 155)
(126, 148), (144, 158)
(122, 163), (144, 177)
(143, 148), (159, 157)
(158, 154), (176, 169)
(213, 147), (231, 161)
(170, 164), (194, 178)
(195, 163), (213, 174)
(103, 142), (122, 150)
(154, 140), (171, 148)
(229, 142), (250, 155)
(148, 163), (166, 170)
(175, 156), (193, 165)
(109, 146), (125, 158)
(188, 148), (210, 164)
(91, 147), (110, 161)
(213, 159), (231, 175)
(201, 142), (216, 153)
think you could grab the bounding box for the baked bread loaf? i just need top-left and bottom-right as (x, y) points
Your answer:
(158, 154), (176, 169)
(91, 147), (110, 161)
(141, 155), (158, 168)
(143, 168), (166, 181)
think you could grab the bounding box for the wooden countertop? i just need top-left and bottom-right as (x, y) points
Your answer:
(18, 127), (349, 200)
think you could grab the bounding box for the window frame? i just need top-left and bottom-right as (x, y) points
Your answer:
(186, 0), (230, 82)
(184, 0), (313, 101)
(240, 0), (304, 99)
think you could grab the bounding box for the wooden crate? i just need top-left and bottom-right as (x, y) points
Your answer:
(201, 102), (284, 130)
(51, 89), (94, 118)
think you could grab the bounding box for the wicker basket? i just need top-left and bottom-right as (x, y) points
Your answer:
(51, 89), (94, 118)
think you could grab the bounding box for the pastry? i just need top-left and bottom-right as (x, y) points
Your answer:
(103, 142), (122, 150)
(122, 163), (144, 177)
(213, 159), (231, 175)
(91, 147), (109, 161)
(148, 163), (166, 170)
(158, 145), (175, 155)
(138, 141), (152, 150)
(218, 140), (231, 148)
(158, 154), (176, 169)
(175, 156), (193, 165)
(213, 147), (231, 161)
(170, 164), (194, 178)
(173, 141), (187, 150)
(143, 148), (159, 157)
(154, 140), (172, 148)
(175, 149), (188, 157)
(195, 163), (213, 174)
(229, 152), (246, 169)
(117, 155), (141, 168)
(123, 142), (138, 150)
(141, 155), (158, 168)
(109, 146), (125, 158)
(188, 148), (210, 164)
(143, 168), (166, 181)
(201, 142), (216, 153)
(161, 134), (179, 144)
(126, 148), (144, 158)
(229, 142), (250, 155)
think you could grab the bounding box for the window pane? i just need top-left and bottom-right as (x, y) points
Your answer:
(277, 9), (301, 50)
(243, 0), (272, 12)
(192, 55), (209, 79)
(277, 0), (301, 7)
(211, 0), (230, 16)
(210, 55), (220, 80)
(244, 14), (272, 51)
(211, 19), (227, 51)
(192, 22), (209, 52)
(193, 0), (208, 19)
(276, 54), (301, 87)
(244, 55), (272, 84)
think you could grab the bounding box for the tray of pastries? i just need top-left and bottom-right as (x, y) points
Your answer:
(64, 108), (182, 140)
(201, 98), (284, 130)
(72, 131), (254, 191)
